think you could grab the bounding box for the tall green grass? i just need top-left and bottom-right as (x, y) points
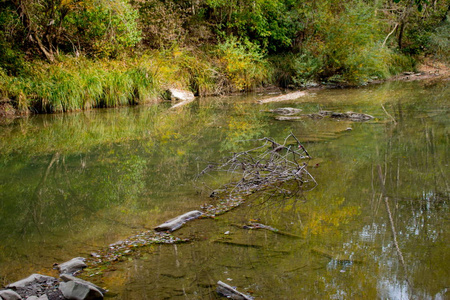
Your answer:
(0, 44), (273, 114)
(0, 56), (162, 113)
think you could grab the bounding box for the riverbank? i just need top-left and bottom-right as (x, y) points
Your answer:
(0, 55), (447, 124)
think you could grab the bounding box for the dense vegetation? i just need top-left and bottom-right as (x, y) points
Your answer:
(0, 0), (448, 113)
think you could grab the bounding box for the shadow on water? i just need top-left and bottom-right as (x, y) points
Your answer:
(0, 80), (448, 299)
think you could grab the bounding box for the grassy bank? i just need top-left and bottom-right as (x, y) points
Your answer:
(0, 42), (271, 114)
(0, 44), (416, 115)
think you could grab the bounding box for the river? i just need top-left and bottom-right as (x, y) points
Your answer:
(0, 80), (448, 299)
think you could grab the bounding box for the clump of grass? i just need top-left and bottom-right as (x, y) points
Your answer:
(1, 56), (162, 113)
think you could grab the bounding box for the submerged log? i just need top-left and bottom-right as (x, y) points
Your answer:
(257, 91), (307, 104)
(154, 210), (203, 232)
(216, 281), (254, 300)
(312, 247), (364, 264)
(238, 222), (302, 239)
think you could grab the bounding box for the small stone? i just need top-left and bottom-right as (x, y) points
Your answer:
(57, 257), (87, 275)
(0, 289), (22, 300)
(346, 127), (352, 131)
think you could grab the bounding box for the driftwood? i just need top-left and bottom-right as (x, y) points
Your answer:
(197, 133), (316, 205)
(154, 210), (203, 232)
(257, 91), (307, 104)
(217, 281), (254, 300)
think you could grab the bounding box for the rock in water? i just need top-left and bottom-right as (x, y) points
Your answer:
(6, 274), (56, 289)
(0, 289), (22, 300)
(155, 210), (203, 232)
(345, 111), (374, 121)
(57, 257), (87, 275)
(166, 88), (195, 101)
(60, 274), (108, 295)
(59, 281), (103, 300)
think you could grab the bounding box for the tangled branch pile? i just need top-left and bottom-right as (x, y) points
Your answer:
(198, 134), (317, 208)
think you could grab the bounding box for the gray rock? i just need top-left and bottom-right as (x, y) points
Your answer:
(166, 88), (195, 102)
(318, 110), (374, 121)
(27, 296), (48, 300)
(59, 281), (103, 300)
(345, 111), (374, 121)
(60, 274), (107, 295)
(0, 289), (22, 300)
(57, 257), (87, 275)
(6, 274), (56, 289)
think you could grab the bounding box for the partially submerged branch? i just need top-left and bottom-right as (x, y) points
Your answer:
(197, 134), (316, 214)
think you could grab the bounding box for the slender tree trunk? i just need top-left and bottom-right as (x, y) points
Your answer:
(12, 0), (56, 62)
(397, 0), (413, 50)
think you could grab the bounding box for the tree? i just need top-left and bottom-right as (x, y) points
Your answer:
(2, 0), (141, 61)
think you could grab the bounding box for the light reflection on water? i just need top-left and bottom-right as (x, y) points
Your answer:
(0, 80), (448, 299)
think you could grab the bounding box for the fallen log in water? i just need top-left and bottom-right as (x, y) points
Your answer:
(217, 281), (254, 300)
(154, 210), (203, 232)
(257, 91), (307, 104)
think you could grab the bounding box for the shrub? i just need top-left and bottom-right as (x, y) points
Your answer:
(216, 36), (269, 91)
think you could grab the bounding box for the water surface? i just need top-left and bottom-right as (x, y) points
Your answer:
(0, 80), (448, 299)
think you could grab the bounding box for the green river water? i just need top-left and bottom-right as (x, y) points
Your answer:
(0, 80), (449, 299)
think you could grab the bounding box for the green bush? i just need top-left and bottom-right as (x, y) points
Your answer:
(428, 15), (450, 62)
(216, 36), (269, 91)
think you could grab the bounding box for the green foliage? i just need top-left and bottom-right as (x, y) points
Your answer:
(205, 0), (300, 53)
(0, 0), (448, 109)
(135, 0), (189, 49)
(0, 8), (25, 75)
(216, 36), (269, 91)
(428, 13), (450, 62)
(64, 0), (142, 57)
